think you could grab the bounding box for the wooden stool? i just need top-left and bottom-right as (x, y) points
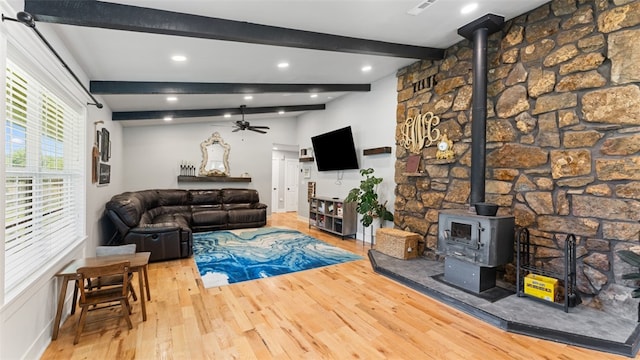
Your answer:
(375, 228), (421, 260)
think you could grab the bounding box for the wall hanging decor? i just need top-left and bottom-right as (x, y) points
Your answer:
(100, 128), (110, 162)
(98, 163), (111, 185)
(399, 111), (442, 154)
(91, 120), (103, 184)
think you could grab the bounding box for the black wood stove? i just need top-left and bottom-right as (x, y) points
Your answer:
(435, 14), (515, 294)
(438, 210), (514, 293)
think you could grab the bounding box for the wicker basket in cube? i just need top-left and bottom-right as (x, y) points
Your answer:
(375, 228), (420, 260)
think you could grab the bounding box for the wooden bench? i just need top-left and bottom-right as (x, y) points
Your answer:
(375, 228), (421, 260)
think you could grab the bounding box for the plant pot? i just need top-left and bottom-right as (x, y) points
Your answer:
(474, 202), (498, 216)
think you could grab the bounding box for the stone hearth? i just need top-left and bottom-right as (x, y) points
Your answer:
(369, 250), (640, 357)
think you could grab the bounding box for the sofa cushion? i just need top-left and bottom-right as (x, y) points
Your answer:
(150, 214), (191, 230)
(222, 203), (267, 211)
(228, 208), (267, 224)
(136, 190), (161, 210)
(221, 188), (259, 204)
(131, 222), (181, 234)
(105, 192), (145, 227)
(189, 190), (222, 205)
(192, 209), (228, 226)
(155, 189), (190, 206)
(145, 205), (191, 222)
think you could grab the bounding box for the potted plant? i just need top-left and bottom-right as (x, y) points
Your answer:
(345, 168), (394, 229)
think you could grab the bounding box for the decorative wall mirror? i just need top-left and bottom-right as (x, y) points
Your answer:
(199, 132), (230, 176)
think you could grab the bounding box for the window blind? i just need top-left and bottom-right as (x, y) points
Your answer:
(4, 59), (83, 297)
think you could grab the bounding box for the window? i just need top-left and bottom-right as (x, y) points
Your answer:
(4, 59), (84, 297)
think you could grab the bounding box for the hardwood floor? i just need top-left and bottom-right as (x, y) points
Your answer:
(41, 212), (635, 359)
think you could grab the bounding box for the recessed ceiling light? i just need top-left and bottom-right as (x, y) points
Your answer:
(310, 94), (318, 98)
(166, 96), (178, 102)
(273, 147), (278, 150)
(277, 62), (289, 69)
(224, 113), (231, 118)
(361, 65), (372, 72)
(163, 116), (173, 121)
(278, 110), (285, 115)
(461, 3), (478, 14)
(244, 95), (253, 100)
(171, 55), (187, 62)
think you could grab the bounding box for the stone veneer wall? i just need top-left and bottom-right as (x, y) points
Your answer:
(394, 0), (640, 318)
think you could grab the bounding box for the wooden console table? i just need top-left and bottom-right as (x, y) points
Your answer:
(177, 175), (251, 183)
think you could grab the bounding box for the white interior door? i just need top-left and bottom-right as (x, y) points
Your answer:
(271, 158), (283, 212)
(284, 159), (298, 211)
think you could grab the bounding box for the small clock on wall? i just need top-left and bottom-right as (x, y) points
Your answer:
(436, 133), (454, 160)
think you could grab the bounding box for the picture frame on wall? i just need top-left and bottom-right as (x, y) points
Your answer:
(98, 163), (111, 185)
(100, 128), (111, 162)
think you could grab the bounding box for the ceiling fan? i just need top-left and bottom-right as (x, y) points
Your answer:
(233, 105), (270, 134)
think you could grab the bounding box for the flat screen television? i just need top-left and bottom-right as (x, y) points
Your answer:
(311, 126), (359, 171)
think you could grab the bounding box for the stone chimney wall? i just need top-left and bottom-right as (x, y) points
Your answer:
(394, 0), (640, 317)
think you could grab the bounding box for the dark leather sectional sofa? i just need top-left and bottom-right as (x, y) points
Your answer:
(105, 188), (267, 262)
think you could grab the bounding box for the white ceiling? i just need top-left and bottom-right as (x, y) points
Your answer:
(30, 0), (548, 127)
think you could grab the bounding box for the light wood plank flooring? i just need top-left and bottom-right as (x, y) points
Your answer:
(41, 212), (635, 359)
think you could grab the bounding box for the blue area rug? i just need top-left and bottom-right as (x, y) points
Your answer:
(193, 227), (362, 287)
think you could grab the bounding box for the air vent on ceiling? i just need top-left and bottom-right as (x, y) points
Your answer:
(407, 0), (438, 16)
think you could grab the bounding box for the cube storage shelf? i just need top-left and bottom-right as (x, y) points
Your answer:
(309, 196), (357, 239)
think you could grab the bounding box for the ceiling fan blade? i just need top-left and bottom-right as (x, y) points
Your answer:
(232, 128), (241, 132)
(250, 126), (270, 129)
(249, 128), (267, 134)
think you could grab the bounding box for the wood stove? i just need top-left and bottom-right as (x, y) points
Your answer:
(438, 210), (514, 267)
(437, 209), (515, 293)
(435, 14), (513, 294)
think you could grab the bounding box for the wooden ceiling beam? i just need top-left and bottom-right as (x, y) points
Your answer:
(91, 81), (370, 95)
(25, 0), (445, 60)
(112, 104), (326, 121)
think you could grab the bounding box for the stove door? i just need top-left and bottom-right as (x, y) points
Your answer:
(438, 217), (484, 263)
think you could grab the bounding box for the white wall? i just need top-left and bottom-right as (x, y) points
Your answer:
(0, 0), (397, 355)
(86, 108), (125, 248)
(296, 74), (397, 241)
(0, 1), (126, 358)
(121, 117), (299, 210)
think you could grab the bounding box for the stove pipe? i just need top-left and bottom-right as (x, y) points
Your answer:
(457, 15), (505, 206)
